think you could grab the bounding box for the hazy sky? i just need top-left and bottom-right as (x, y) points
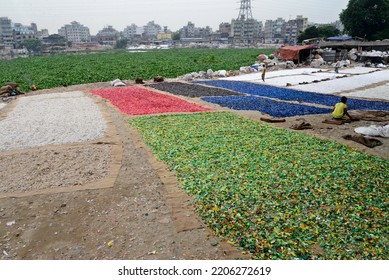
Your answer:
(2, 0), (350, 34)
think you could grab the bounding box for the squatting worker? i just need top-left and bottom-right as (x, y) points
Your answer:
(332, 96), (353, 120)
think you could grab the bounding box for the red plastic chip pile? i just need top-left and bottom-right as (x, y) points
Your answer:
(91, 87), (212, 115)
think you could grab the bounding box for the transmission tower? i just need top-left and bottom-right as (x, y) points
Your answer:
(235, 0), (257, 46)
(237, 0), (253, 21)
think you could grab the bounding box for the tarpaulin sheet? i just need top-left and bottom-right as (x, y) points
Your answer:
(280, 45), (317, 61)
(326, 36), (353, 41)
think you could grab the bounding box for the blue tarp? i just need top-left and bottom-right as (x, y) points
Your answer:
(326, 36), (353, 41)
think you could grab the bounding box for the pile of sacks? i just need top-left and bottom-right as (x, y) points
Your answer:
(110, 79), (126, 87)
(182, 59), (293, 81)
(349, 49), (388, 67)
(331, 59), (351, 68)
(183, 69), (234, 81)
(277, 61), (295, 69)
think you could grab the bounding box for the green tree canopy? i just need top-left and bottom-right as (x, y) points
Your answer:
(172, 32), (181, 41)
(297, 26), (340, 43)
(22, 39), (43, 53)
(43, 34), (66, 46)
(340, 0), (389, 40)
(115, 39), (128, 49)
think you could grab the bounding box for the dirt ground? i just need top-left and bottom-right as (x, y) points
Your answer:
(0, 80), (388, 260)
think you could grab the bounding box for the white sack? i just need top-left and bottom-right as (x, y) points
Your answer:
(354, 124), (389, 138)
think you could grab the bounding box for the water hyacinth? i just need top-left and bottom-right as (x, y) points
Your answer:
(195, 80), (389, 111)
(0, 49), (264, 91)
(130, 112), (388, 260)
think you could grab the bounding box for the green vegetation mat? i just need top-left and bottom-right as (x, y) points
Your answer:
(0, 48), (269, 91)
(130, 112), (388, 260)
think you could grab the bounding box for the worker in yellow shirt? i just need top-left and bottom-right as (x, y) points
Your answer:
(332, 96), (353, 120)
(261, 64), (267, 82)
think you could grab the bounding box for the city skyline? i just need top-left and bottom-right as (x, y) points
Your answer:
(2, 0), (349, 34)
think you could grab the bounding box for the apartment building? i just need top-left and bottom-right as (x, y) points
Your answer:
(232, 18), (262, 45)
(37, 29), (49, 39)
(123, 24), (139, 40)
(0, 17), (14, 49)
(264, 18), (285, 43)
(13, 23), (36, 46)
(96, 25), (120, 45)
(282, 16), (308, 45)
(143, 21), (162, 39)
(180, 22), (196, 38)
(58, 21), (91, 43)
(219, 23), (232, 38)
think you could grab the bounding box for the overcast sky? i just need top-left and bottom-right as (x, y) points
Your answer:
(2, 0), (350, 34)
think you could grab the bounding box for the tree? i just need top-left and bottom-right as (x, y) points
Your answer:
(297, 26), (340, 43)
(43, 34), (66, 46)
(22, 39), (43, 53)
(340, 0), (389, 40)
(115, 38), (128, 49)
(297, 26), (319, 42)
(319, 26), (341, 38)
(172, 32), (181, 41)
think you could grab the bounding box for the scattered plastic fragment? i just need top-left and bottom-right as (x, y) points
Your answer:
(6, 220), (16, 226)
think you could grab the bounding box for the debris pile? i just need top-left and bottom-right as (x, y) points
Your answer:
(110, 79), (126, 87)
(183, 69), (234, 81)
(179, 46), (389, 82)
(0, 83), (24, 97)
(153, 76), (165, 82)
(349, 49), (389, 67)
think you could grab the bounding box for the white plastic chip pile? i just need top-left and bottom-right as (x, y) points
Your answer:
(221, 67), (389, 100)
(0, 91), (107, 151)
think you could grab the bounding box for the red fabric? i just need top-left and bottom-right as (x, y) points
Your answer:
(280, 45), (317, 60)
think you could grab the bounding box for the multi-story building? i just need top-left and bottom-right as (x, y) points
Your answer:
(58, 21), (91, 43)
(180, 22), (196, 38)
(219, 22), (232, 38)
(282, 15), (308, 45)
(123, 24), (138, 40)
(156, 26), (172, 43)
(179, 22), (213, 42)
(30, 23), (38, 34)
(37, 29), (49, 39)
(156, 33), (172, 40)
(264, 17), (285, 43)
(12, 23), (37, 47)
(231, 0), (263, 46)
(0, 17), (14, 49)
(143, 21), (162, 39)
(232, 18), (262, 45)
(96, 25), (120, 45)
(197, 26), (212, 38)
